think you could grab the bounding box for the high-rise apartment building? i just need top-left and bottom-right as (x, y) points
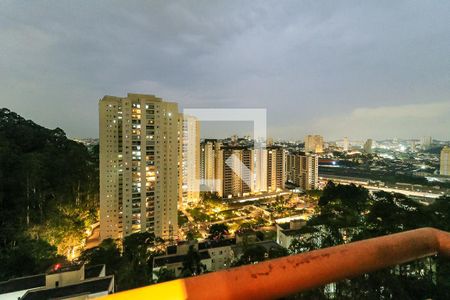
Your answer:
(200, 140), (220, 192)
(214, 142), (224, 196)
(286, 152), (319, 190)
(364, 139), (373, 154)
(267, 146), (286, 192)
(99, 94), (179, 240)
(343, 137), (349, 152)
(221, 147), (254, 198)
(178, 114), (200, 208)
(421, 136), (432, 150)
(440, 146), (450, 176)
(199, 142), (285, 199)
(254, 148), (268, 192)
(304, 135), (324, 153)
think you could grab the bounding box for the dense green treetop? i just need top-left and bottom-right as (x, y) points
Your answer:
(0, 108), (99, 280)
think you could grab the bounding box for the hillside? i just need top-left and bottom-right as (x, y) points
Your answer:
(0, 108), (99, 280)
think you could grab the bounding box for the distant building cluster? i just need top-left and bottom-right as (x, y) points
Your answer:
(200, 141), (286, 198)
(98, 93), (449, 244)
(286, 152), (319, 190)
(304, 135), (324, 153)
(98, 94), (323, 241)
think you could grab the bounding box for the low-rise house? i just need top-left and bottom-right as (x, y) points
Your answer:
(198, 239), (235, 271)
(153, 250), (212, 280)
(0, 264), (113, 300)
(276, 219), (307, 248)
(231, 240), (285, 261)
(153, 239), (236, 281)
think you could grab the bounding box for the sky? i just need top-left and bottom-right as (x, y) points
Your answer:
(0, 1), (449, 141)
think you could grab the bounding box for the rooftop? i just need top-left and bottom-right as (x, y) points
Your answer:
(154, 251), (211, 268)
(0, 274), (45, 294)
(84, 264), (105, 279)
(21, 276), (114, 300)
(198, 238), (236, 250)
(46, 263), (83, 275)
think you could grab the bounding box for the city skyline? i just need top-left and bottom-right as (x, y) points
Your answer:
(1, 2), (450, 299)
(1, 1), (449, 140)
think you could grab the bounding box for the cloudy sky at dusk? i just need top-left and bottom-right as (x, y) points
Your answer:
(1, 1), (449, 140)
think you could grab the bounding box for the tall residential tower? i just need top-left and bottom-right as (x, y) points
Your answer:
(304, 135), (324, 153)
(99, 94), (179, 240)
(178, 114), (200, 207)
(440, 146), (450, 176)
(286, 152), (319, 190)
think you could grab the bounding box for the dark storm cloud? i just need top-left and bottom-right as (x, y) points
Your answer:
(0, 1), (449, 140)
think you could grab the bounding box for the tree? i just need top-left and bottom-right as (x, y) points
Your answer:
(0, 235), (59, 281)
(186, 231), (195, 241)
(234, 245), (267, 266)
(181, 246), (206, 277)
(154, 268), (176, 283)
(288, 183), (446, 299)
(120, 232), (162, 290)
(123, 232), (156, 260)
(0, 108), (99, 266)
(80, 239), (121, 276)
(208, 224), (229, 240)
(267, 246), (289, 259)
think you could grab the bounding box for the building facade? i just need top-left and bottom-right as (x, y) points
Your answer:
(0, 264), (113, 300)
(199, 143), (285, 199)
(286, 152), (319, 190)
(99, 94), (179, 240)
(179, 114), (200, 207)
(440, 146), (450, 176)
(267, 146), (286, 192)
(304, 135), (324, 153)
(343, 137), (349, 152)
(363, 139), (373, 154)
(222, 147), (254, 198)
(421, 136), (432, 150)
(254, 148), (268, 193)
(200, 140), (221, 193)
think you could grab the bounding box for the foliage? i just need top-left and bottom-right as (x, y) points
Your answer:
(185, 228), (202, 241)
(288, 182), (450, 299)
(267, 245), (289, 259)
(186, 207), (211, 222)
(154, 268), (176, 283)
(80, 239), (121, 275)
(232, 243), (288, 267)
(181, 245), (206, 277)
(0, 108), (99, 278)
(200, 191), (222, 202)
(80, 232), (163, 291)
(208, 224), (229, 240)
(178, 211), (189, 227)
(305, 189), (323, 198)
(234, 245), (267, 266)
(0, 235), (60, 280)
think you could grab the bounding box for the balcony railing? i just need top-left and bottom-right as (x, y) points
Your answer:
(105, 227), (450, 300)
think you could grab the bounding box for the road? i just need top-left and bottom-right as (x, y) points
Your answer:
(320, 176), (444, 200)
(85, 224), (101, 249)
